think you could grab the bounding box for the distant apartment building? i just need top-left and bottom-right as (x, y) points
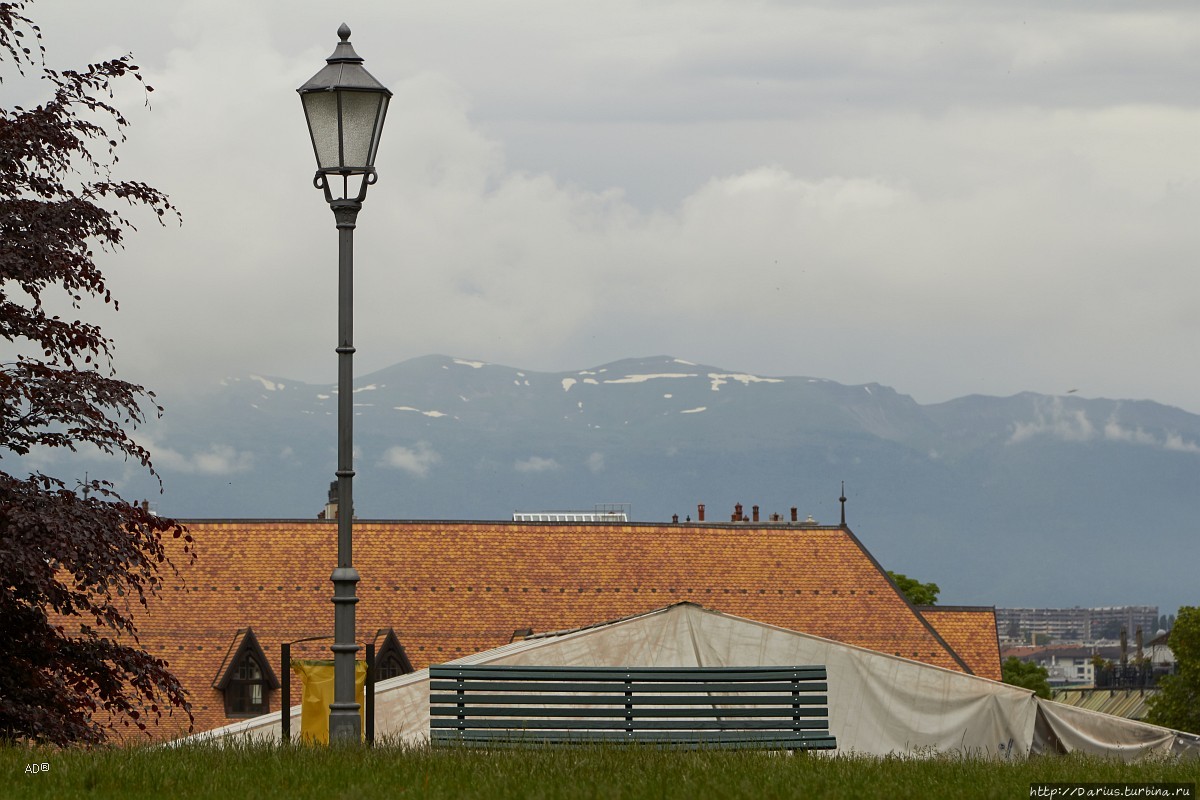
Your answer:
(1002, 631), (1176, 696)
(997, 606), (1159, 645)
(1029, 646), (1102, 686)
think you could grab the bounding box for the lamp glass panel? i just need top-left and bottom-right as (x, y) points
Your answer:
(367, 94), (389, 167)
(339, 90), (383, 170)
(302, 91), (341, 170)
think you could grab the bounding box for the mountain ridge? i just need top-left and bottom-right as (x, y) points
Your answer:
(113, 354), (1198, 613)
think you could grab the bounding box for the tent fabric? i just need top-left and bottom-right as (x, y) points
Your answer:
(193, 603), (1198, 761)
(1033, 699), (1200, 761)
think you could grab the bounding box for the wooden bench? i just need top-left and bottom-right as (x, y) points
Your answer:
(429, 664), (836, 750)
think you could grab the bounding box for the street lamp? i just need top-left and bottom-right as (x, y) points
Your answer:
(298, 23), (391, 743)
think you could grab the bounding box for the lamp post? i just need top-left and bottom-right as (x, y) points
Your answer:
(298, 23), (391, 743)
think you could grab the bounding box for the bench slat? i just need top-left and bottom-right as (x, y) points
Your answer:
(431, 718), (828, 731)
(429, 693), (828, 706)
(431, 730), (838, 749)
(429, 680), (827, 694)
(430, 666), (826, 682)
(431, 706), (828, 719)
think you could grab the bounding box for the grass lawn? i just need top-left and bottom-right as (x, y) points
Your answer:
(4, 741), (1198, 800)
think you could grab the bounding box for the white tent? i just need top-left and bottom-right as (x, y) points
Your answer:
(198, 603), (1199, 761)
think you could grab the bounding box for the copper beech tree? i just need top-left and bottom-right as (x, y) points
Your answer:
(0, 2), (193, 744)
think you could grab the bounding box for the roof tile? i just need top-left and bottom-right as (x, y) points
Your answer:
(917, 605), (1002, 680)
(109, 520), (992, 736)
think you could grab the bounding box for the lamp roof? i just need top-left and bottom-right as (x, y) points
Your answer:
(297, 23), (392, 96)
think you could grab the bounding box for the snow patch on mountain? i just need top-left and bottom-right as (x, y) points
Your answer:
(604, 373), (697, 385)
(708, 373), (784, 391)
(394, 406), (451, 418)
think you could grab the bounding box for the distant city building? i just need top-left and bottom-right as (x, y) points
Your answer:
(996, 606), (1159, 645)
(1003, 632), (1177, 709)
(1003, 644), (1115, 686)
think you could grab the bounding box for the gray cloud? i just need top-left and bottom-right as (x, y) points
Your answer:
(18, 1), (1200, 417)
(380, 443), (441, 477)
(147, 442), (255, 475)
(514, 456), (561, 474)
(1007, 399), (1200, 452)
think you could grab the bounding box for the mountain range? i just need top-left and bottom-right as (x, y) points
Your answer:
(120, 355), (1199, 613)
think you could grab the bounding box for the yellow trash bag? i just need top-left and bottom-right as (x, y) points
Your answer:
(291, 659), (367, 744)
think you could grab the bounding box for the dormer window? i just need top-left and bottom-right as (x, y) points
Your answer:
(227, 653), (268, 715)
(214, 627), (280, 718)
(374, 628), (414, 681)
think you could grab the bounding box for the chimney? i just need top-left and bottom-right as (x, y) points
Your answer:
(672, 514), (679, 524)
(790, 507), (798, 523)
(697, 503), (705, 522)
(752, 505), (760, 522)
(734, 502), (743, 522)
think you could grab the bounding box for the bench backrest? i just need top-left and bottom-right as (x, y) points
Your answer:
(429, 664), (835, 749)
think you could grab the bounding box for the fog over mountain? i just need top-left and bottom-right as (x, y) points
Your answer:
(107, 355), (1198, 614)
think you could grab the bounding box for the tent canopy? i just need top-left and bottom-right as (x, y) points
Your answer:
(196, 602), (1199, 761)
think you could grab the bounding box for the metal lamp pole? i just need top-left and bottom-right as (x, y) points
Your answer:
(298, 23), (391, 743)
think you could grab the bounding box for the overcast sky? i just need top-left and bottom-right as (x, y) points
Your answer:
(14, 1), (1200, 413)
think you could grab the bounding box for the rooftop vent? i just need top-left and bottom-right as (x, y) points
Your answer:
(513, 507), (629, 523)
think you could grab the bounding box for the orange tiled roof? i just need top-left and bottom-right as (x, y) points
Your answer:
(123, 520), (985, 736)
(917, 605), (1002, 681)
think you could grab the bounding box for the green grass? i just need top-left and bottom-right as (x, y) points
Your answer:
(3, 740), (1197, 800)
